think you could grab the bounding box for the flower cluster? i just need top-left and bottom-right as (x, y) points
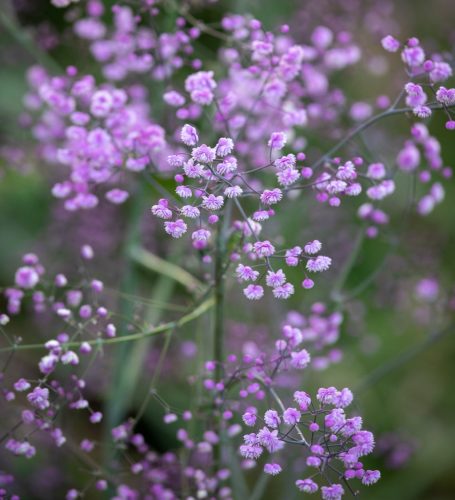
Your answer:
(72, 3), (201, 83)
(23, 66), (166, 210)
(382, 35), (454, 127)
(240, 386), (380, 497)
(1, 0), (454, 498)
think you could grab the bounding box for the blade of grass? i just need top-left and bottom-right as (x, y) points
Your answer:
(130, 246), (204, 295)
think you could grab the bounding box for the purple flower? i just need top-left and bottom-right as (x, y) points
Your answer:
(242, 410), (257, 427)
(185, 70), (217, 105)
(15, 266), (39, 289)
(264, 463), (282, 475)
(266, 269), (286, 287)
(163, 90), (185, 107)
(181, 205), (200, 218)
(253, 241), (275, 258)
(243, 285), (264, 300)
(290, 349), (311, 369)
(257, 427), (282, 453)
(283, 407), (301, 425)
(239, 443), (263, 459)
(192, 144), (216, 164)
(272, 283), (295, 299)
(236, 264), (259, 282)
(306, 256), (332, 272)
(296, 478), (318, 493)
(264, 410), (281, 428)
(27, 387), (50, 410)
(293, 390), (311, 410)
(164, 219), (188, 238)
(105, 189), (129, 204)
(304, 240), (322, 255)
(381, 35), (400, 53)
(14, 379), (31, 392)
(90, 90), (113, 117)
(151, 199), (173, 219)
(267, 131), (287, 150)
(260, 188), (282, 205)
(362, 470), (381, 485)
(181, 124), (199, 146)
(321, 483), (344, 500)
(216, 137), (234, 157)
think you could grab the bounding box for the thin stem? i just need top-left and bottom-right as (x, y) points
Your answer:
(330, 228), (365, 305)
(0, 296), (214, 353)
(132, 326), (176, 428)
(356, 325), (453, 393)
(310, 102), (452, 172)
(213, 202), (231, 468)
(214, 222), (226, 383)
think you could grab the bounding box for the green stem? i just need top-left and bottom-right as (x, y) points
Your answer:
(212, 201), (232, 471)
(132, 326), (176, 428)
(311, 102), (454, 171)
(214, 220), (226, 383)
(0, 297), (214, 353)
(213, 213), (226, 470)
(330, 228), (365, 305)
(356, 324), (452, 394)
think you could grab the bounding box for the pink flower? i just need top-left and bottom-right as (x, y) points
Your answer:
(253, 241), (275, 258)
(304, 240), (322, 255)
(216, 137), (234, 157)
(306, 256), (332, 272)
(243, 285), (264, 300)
(283, 407), (301, 425)
(268, 131), (287, 150)
(266, 269), (286, 287)
(151, 199), (172, 219)
(296, 478), (318, 493)
(164, 219), (188, 238)
(185, 70), (217, 105)
(202, 194), (224, 210)
(290, 349), (311, 369)
(273, 283), (295, 299)
(264, 410), (281, 428)
(236, 264), (259, 282)
(264, 463), (282, 475)
(27, 387), (50, 410)
(15, 266), (39, 289)
(381, 35), (400, 53)
(105, 189), (129, 204)
(260, 188), (283, 205)
(181, 124), (199, 146)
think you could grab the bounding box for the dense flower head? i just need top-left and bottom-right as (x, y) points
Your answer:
(237, 384), (377, 495)
(24, 66), (167, 211)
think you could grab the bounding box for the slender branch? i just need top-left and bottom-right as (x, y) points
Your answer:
(356, 325), (453, 393)
(330, 228), (365, 305)
(255, 376), (309, 446)
(212, 202), (232, 468)
(0, 297), (214, 353)
(214, 220), (226, 383)
(132, 326), (176, 428)
(310, 102), (452, 172)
